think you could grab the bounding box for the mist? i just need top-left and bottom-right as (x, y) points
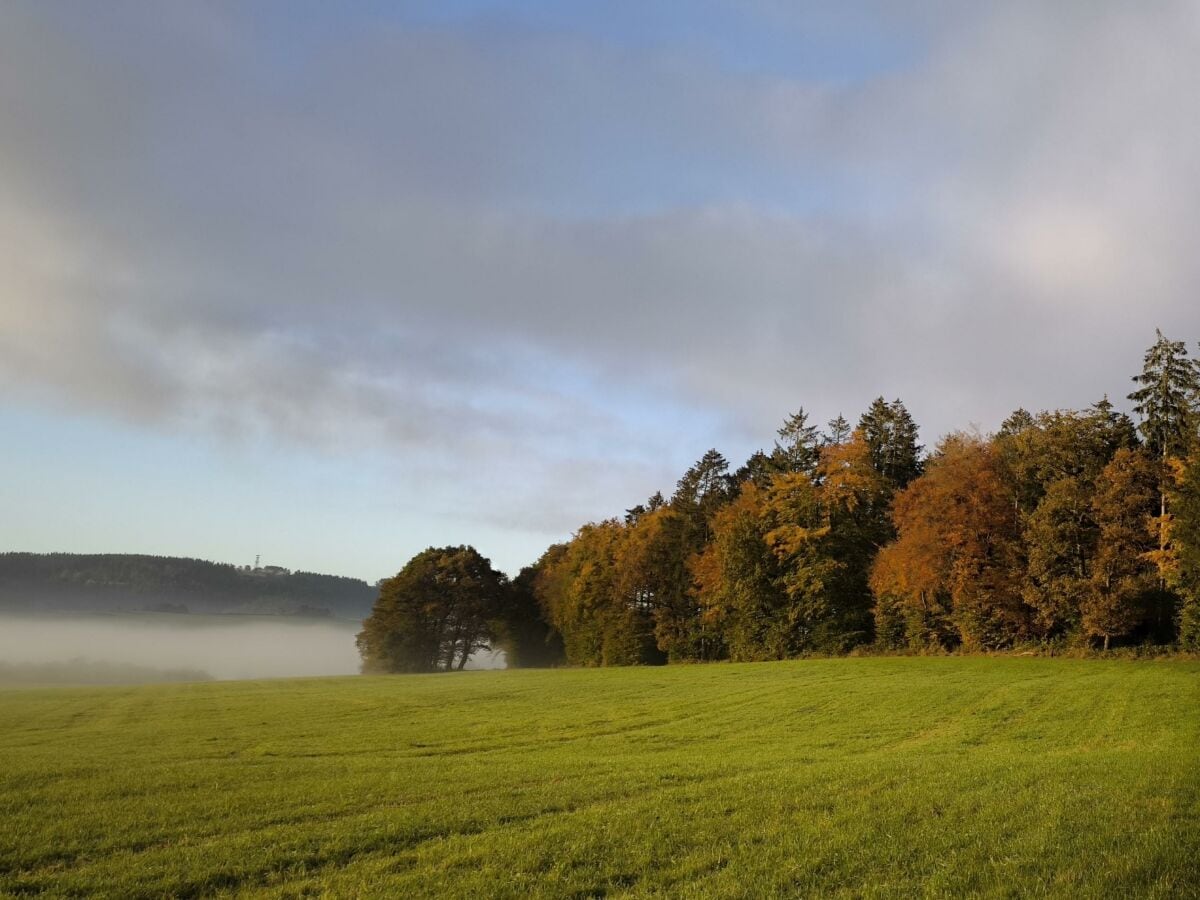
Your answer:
(0, 614), (362, 681)
(0, 613), (506, 683)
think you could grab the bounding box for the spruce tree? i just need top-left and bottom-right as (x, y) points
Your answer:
(772, 409), (821, 474)
(998, 408), (1036, 437)
(826, 414), (852, 447)
(857, 397), (924, 489)
(1128, 330), (1200, 592)
(1128, 330), (1199, 459)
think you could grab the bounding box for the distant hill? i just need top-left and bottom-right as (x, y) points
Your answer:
(0, 553), (376, 619)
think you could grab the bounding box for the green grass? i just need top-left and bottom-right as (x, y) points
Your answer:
(1, 658), (1197, 898)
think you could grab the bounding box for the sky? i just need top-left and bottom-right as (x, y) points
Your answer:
(3, 1), (1200, 581)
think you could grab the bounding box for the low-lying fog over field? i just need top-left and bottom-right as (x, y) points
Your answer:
(0, 614), (363, 682)
(0, 614), (508, 683)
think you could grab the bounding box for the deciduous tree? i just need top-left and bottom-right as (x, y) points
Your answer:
(870, 435), (1029, 650)
(357, 546), (506, 673)
(1085, 449), (1159, 649)
(692, 483), (792, 660)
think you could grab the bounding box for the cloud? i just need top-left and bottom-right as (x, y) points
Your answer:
(2, 1), (1200, 548)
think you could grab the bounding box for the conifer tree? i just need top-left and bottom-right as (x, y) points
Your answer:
(825, 414), (852, 447)
(998, 408), (1036, 437)
(1128, 330), (1199, 459)
(857, 397), (924, 489)
(731, 450), (775, 488)
(772, 409), (821, 474)
(1128, 330), (1200, 592)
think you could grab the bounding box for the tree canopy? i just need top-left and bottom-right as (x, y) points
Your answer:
(357, 546), (508, 673)
(365, 331), (1200, 672)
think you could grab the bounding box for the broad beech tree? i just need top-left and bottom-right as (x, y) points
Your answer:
(357, 546), (507, 673)
(870, 435), (1028, 650)
(495, 557), (566, 668)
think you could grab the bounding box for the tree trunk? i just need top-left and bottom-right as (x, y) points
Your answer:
(1161, 444), (1169, 591)
(1103, 634), (1110, 651)
(1158, 489), (1168, 635)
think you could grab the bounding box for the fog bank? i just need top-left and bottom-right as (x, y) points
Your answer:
(0, 614), (362, 681)
(0, 613), (506, 682)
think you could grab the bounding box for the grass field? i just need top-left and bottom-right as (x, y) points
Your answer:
(1, 658), (1198, 898)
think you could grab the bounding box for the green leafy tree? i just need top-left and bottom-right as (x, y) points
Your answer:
(811, 431), (894, 648)
(999, 405), (1137, 518)
(1004, 404), (1138, 638)
(616, 506), (713, 661)
(636, 449), (736, 659)
(692, 483), (792, 660)
(492, 557), (565, 668)
(535, 523), (662, 667)
(1172, 453), (1200, 647)
(732, 450), (776, 489)
(1021, 477), (1094, 637)
(1085, 449), (1159, 649)
(998, 408), (1036, 438)
(761, 472), (844, 652)
(623, 491), (665, 526)
(357, 546), (507, 673)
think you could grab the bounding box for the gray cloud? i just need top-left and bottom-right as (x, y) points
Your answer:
(3, 1), (1200, 547)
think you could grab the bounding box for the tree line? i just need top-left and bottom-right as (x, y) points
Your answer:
(358, 330), (1200, 672)
(0, 553), (376, 617)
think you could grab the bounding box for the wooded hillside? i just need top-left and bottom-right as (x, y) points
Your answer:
(0, 553), (375, 618)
